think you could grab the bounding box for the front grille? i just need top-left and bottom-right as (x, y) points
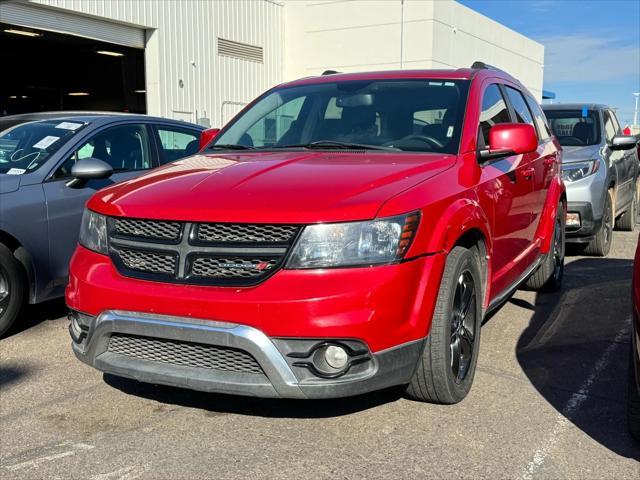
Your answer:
(107, 218), (300, 286)
(108, 333), (263, 374)
(197, 223), (298, 244)
(114, 218), (182, 241)
(190, 257), (279, 279)
(116, 248), (176, 275)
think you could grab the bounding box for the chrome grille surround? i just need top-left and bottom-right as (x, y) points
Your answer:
(108, 333), (264, 374)
(107, 218), (300, 286)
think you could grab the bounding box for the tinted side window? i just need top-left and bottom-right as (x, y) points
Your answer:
(157, 127), (200, 164)
(504, 86), (536, 131)
(53, 124), (152, 179)
(525, 96), (551, 141)
(608, 110), (621, 134)
(479, 84), (511, 146)
(603, 111), (617, 142)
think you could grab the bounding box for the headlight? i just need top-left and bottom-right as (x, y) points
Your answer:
(562, 160), (599, 183)
(79, 209), (108, 254)
(287, 213), (419, 269)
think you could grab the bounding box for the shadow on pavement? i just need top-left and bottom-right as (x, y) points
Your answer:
(2, 298), (67, 339)
(0, 365), (30, 389)
(516, 257), (640, 459)
(103, 373), (404, 418)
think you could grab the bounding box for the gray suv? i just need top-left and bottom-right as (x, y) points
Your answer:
(543, 104), (639, 256)
(0, 112), (204, 336)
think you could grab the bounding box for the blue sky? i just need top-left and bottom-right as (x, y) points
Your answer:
(459, 0), (640, 125)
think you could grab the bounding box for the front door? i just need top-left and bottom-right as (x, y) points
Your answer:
(42, 123), (155, 291)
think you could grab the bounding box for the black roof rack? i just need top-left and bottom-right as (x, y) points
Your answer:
(321, 70), (340, 75)
(471, 61), (513, 78)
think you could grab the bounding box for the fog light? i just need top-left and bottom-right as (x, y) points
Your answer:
(566, 212), (581, 228)
(324, 345), (348, 369)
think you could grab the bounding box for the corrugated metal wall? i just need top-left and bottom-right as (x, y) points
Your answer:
(29, 0), (284, 126)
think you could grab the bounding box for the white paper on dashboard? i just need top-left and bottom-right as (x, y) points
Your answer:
(55, 122), (83, 131)
(6, 168), (27, 175)
(33, 136), (60, 149)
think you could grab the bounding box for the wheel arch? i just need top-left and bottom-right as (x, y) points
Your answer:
(0, 230), (36, 304)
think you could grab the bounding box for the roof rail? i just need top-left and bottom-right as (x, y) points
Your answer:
(321, 70), (340, 76)
(471, 61), (506, 73)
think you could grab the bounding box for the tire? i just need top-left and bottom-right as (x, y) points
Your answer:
(405, 246), (483, 404)
(616, 190), (636, 232)
(628, 342), (640, 441)
(525, 201), (565, 292)
(0, 243), (26, 337)
(584, 190), (613, 257)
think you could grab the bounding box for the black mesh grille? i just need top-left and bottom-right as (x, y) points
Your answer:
(197, 223), (298, 243)
(116, 249), (176, 275)
(114, 218), (182, 241)
(190, 257), (279, 279)
(108, 334), (263, 374)
(108, 218), (299, 286)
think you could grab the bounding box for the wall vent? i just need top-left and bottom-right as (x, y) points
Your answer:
(217, 38), (263, 63)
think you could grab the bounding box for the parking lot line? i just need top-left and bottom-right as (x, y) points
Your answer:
(521, 323), (630, 479)
(4, 442), (95, 472)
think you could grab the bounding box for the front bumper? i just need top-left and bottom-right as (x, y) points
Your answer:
(67, 245), (446, 353)
(565, 201), (601, 242)
(70, 310), (423, 399)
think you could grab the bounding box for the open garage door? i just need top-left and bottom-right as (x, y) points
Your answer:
(0, 3), (146, 115)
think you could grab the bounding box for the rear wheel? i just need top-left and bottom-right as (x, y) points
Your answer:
(585, 190), (613, 257)
(525, 201), (565, 292)
(405, 246), (482, 404)
(0, 243), (26, 337)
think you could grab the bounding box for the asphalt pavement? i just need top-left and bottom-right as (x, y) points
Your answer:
(1, 232), (639, 479)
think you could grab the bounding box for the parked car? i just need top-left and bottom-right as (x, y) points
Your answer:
(0, 112), (205, 336)
(542, 104), (639, 256)
(67, 63), (565, 403)
(630, 233), (640, 440)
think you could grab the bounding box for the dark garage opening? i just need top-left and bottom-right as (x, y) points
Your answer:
(0, 23), (145, 116)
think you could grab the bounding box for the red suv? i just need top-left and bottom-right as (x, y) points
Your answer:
(67, 63), (565, 404)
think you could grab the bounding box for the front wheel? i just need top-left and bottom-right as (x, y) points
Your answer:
(405, 246), (483, 404)
(525, 201), (564, 292)
(0, 243), (26, 337)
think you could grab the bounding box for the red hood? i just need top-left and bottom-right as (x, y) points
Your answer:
(88, 151), (455, 223)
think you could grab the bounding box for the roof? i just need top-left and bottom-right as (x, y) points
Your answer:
(279, 66), (521, 90)
(0, 111), (204, 129)
(542, 103), (610, 111)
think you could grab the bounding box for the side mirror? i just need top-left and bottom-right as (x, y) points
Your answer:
(479, 123), (538, 162)
(66, 157), (113, 188)
(199, 128), (220, 150)
(609, 135), (637, 151)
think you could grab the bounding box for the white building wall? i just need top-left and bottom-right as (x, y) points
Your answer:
(284, 0), (544, 100)
(16, 0), (543, 126)
(29, 0), (285, 125)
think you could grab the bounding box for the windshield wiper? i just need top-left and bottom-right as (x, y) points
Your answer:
(207, 144), (255, 150)
(278, 140), (400, 151)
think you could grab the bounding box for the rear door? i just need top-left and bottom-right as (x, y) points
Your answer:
(152, 124), (202, 165)
(605, 109), (636, 210)
(476, 82), (536, 295)
(41, 122), (157, 289)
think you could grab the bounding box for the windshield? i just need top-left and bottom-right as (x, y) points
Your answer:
(543, 109), (601, 147)
(212, 79), (470, 154)
(0, 119), (87, 174)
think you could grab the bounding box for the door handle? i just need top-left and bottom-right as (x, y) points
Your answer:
(519, 167), (535, 180)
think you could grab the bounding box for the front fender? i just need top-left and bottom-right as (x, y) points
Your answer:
(535, 176), (566, 253)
